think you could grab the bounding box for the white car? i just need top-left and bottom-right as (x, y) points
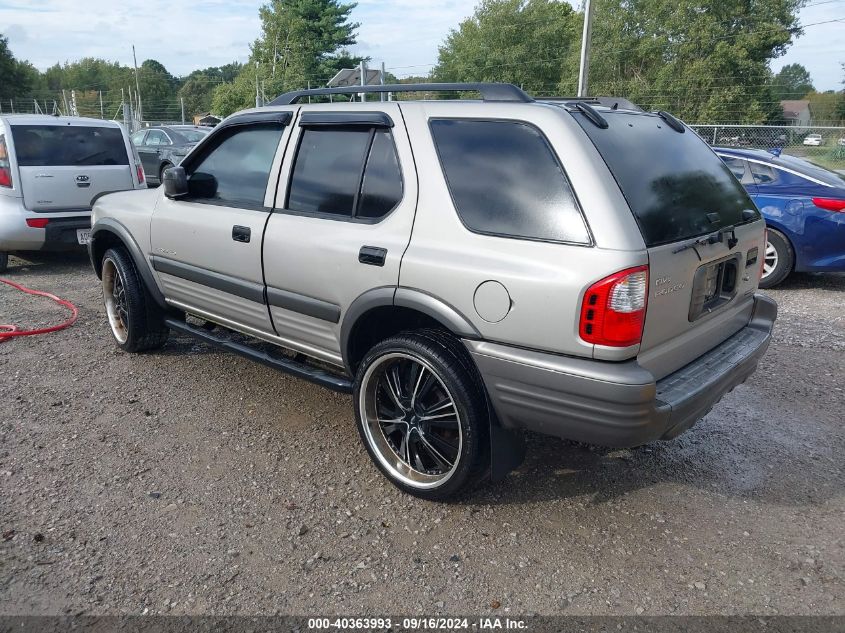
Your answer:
(0, 115), (145, 272)
(803, 134), (823, 146)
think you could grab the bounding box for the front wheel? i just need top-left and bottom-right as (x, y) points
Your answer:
(354, 330), (489, 501)
(101, 247), (169, 352)
(759, 229), (793, 289)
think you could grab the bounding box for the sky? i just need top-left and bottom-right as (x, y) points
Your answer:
(0, 0), (843, 91)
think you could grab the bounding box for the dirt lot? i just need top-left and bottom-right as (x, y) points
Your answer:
(0, 251), (843, 616)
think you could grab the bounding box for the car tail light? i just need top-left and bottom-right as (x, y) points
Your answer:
(579, 266), (649, 347)
(26, 218), (49, 228)
(0, 136), (11, 188)
(136, 163), (145, 185)
(811, 198), (845, 212)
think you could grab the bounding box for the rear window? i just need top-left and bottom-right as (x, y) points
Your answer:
(430, 119), (590, 244)
(576, 112), (758, 247)
(12, 124), (129, 167)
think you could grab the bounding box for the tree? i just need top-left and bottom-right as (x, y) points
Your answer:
(0, 34), (39, 99)
(433, 0), (581, 95)
(212, 0), (362, 116)
(137, 59), (178, 120)
(586, 0), (804, 123)
(805, 91), (844, 125)
(771, 63), (814, 101)
(836, 62), (845, 122)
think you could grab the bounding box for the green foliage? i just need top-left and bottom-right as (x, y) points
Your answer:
(588, 0), (803, 124)
(804, 90), (845, 125)
(433, 0), (581, 95)
(771, 63), (814, 101)
(211, 0), (362, 116)
(0, 34), (40, 98)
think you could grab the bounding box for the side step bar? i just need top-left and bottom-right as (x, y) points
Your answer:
(164, 318), (353, 393)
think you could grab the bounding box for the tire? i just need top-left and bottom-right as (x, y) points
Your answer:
(0, 252), (8, 273)
(101, 246), (169, 352)
(759, 229), (793, 289)
(159, 162), (173, 183)
(354, 329), (489, 501)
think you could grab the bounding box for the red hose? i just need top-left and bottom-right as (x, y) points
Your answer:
(0, 278), (79, 344)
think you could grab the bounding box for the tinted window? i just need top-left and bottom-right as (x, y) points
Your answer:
(774, 154), (845, 186)
(187, 125), (284, 207)
(178, 129), (208, 143)
(286, 127), (403, 220)
(722, 156), (748, 181)
(131, 130), (146, 145)
(11, 125), (129, 167)
(358, 130), (403, 218)
(430, 119), (589, 244)
(576, 112), (758, 247)
(749, 161), (778, 185)
(145, 130), (168, 146)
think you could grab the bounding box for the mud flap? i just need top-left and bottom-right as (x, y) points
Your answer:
(489, 414), (526, 482)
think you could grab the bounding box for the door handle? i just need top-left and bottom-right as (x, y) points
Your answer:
(359, 245), (387, 267)
(232, 225), (251, 243)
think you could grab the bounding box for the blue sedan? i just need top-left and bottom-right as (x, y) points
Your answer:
(716, 147), (845, 288)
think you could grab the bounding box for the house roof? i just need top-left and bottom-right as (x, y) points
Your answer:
(780, 100), (810, 118)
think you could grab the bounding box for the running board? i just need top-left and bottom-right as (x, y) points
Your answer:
(164, 318), (353, 393)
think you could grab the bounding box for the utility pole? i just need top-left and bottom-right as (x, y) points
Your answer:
(380, 62), (386, 102)
(62, 89), (69, 115)
(132, 45), (143, 122)
(255, 61), (262, 107)
(180, 97), (185, 125)
(71, 90), (78, 117)
(359, 60), (367, 103)
(577, 0), (595, 97)
(99, 91), (104, 118)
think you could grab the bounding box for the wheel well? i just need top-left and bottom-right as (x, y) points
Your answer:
(91, 230), (125, 278)
(346, 306), (451, 374)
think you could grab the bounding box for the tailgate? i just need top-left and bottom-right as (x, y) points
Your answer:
(18, 165), (133, 211)
(639, 221), (765, 379)
(573, 109), (766, 379)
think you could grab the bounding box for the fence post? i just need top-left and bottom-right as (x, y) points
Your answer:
(713, 127), (717, 145)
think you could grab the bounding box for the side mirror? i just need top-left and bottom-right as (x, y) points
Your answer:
(163, 166), (188, 199)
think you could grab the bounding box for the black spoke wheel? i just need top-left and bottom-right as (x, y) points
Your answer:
(354, 331), (489, 500)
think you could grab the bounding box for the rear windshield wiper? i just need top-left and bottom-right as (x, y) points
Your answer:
(673, 225), (739, 256)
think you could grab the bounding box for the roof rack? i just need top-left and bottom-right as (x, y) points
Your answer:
(269, 83), (534, 106)
(539, 96), (643, 112)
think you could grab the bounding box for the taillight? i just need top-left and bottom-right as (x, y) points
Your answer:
(812, 197), (845, 212)
(0, 136), (11, 188)
(26, 218), (49, 228)
(760, 228), (768, 280)
(136, 163), (145, 184)
(579, 266), (649, 347)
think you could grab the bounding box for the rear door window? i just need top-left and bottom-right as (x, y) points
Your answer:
(721, 156), (754, 185)
(186, 124), (284, 208)
(749, 162), (778, 185)
(285, 126), (403, 220)
(575, 112), (758, 247)
(430, 119), (589, 244)
(11, 125), (129, 167)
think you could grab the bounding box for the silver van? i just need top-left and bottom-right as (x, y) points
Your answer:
(88, 83), (776, 500)
(0, 115), (145, 271)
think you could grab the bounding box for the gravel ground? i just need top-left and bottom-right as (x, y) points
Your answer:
(0, 251), (843, 617)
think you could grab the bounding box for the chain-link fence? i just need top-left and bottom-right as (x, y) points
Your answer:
(690, 124), (845, 172)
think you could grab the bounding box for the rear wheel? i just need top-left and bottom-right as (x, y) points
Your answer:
(759, 229), (793, 289)
(101, 247), (168, 352)
(159, 162), (173, 184)
(0, 252), (8, 273)
(354, 330), (489, 501)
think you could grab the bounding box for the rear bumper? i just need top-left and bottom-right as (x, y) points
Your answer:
(467, 293), (777, 447)
(0, 196), (90, 251)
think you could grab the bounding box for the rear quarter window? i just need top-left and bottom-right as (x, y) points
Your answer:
(11, 125), (129, 167)
(576, 112), (759, 247)
(429, 119), (590, 244)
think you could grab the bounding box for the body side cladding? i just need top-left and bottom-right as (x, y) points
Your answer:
(150, 256), (265, 304)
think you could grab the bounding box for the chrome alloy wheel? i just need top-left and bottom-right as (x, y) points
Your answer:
(102, 257), (129, 344)
(359, 352), (463, 488)
(762, 239), (779, 279)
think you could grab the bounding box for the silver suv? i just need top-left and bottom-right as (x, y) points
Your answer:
(0, 115), (145, 271)
(88, 83), (776, 500)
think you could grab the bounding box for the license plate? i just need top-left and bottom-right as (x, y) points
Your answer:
(76, 229), (92, 245)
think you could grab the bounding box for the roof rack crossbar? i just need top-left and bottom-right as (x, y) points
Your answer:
(269, 83), (534, 106)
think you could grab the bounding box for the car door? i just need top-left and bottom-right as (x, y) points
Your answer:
(262, 104), (417, 366)
(149, 112), (293, 334)
(137, 129), (168, 179)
